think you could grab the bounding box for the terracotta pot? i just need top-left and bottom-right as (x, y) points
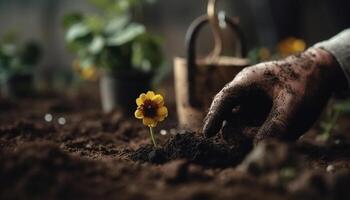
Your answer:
(100, 71), (153, 116)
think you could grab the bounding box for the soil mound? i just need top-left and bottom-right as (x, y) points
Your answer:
(131, 132), (252, 167)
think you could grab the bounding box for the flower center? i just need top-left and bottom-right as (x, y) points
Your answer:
(142, 100), (158, 118)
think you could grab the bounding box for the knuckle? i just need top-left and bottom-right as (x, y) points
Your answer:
(235, 68), (252, 80)
(211, 91), (225, 107)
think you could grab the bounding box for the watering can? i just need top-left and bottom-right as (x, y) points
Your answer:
(174, 0), (250, 130)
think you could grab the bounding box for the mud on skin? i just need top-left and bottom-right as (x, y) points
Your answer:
(203, 48), (348, 143)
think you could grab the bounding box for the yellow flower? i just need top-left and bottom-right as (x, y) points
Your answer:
(258, 47), (271, 61)
(81, 66), (98, 81)
(135, 91), (168, 127)
(278, 37), (306, 56)
(72, 59), (98, 81)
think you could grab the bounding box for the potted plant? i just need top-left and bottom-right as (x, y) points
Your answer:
(63, 0), (163, 115)
(0, 32), (41, 98)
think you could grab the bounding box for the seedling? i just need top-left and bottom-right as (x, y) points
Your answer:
(135, 91), (168, 147)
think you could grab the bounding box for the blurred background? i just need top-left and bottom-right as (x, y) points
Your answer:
(0, 0), (350, 121)
(0, 0), (349, 79)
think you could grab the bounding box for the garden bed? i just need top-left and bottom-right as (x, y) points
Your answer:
(1, 92), (350, 200)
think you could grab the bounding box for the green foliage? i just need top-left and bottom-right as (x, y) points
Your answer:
(319, 100), (350, 141)
(132, 34), (163, 72)
(62, 12), (83, 29)
(87, 0), (156, 15)
(106, 23), (145, 46)
(0, 32), (41, 76)
(63, 0), (163, 74)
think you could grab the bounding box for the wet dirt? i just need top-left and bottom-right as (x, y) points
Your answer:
(1, 93), (350, 200)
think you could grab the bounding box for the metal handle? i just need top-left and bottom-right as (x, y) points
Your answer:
(207, 0), (223, 58)
(185, 14), (247, 107)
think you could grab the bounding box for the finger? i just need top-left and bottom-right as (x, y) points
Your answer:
(202, 85), (245, 137)
(254, 91), (297, 143)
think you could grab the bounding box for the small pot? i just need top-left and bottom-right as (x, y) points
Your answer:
(0, 73), (34, 98)
(100, 70), (153, 115)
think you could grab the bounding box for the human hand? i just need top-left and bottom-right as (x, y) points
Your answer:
(203, 48), (347, 144)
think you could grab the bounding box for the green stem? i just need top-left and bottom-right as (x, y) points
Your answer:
(323, 109), (340, 140)
(149, 126), (157, 147)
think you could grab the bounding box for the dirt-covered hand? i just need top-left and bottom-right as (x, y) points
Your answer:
(203, 48), (348, 144)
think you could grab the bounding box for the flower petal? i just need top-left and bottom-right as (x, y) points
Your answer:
(143, 117), (157, 127)
(157, 106), (168, 121)
(146, 91), (155, 99)
(134, 109), (144, 119)
(136, 93), (147, 106)
(151, 94), (164, 106)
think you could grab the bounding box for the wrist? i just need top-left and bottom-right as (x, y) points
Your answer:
(307, 48), (348, 92)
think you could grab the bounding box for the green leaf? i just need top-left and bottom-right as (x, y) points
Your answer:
(106, 23), (145, 46)
(2, 44), (16, 56)
(62, 13), (83, 29)
(117, 0), (131, 11)
(65, 23), (90, 42)
(85, 15), (104, 33)
(132, 33), (163, 72)
(104, 16), (129, 35)
(89, 36), (105, 54)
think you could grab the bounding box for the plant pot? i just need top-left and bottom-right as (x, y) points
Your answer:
(100, 71), (153, 115)
(0, 73), (34, 98)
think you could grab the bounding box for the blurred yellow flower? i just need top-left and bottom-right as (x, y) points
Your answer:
(72, 59), (98, 81)
(135, 91), (168, 127)
(81, 67), (98, 81)
(259, 47), (271, 61)
(278, 37), (306, 56)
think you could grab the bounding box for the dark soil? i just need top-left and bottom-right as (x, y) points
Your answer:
(0, 143), (119, 200)
(1, 92), (350, 200)
(131, 132), (252, 167)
